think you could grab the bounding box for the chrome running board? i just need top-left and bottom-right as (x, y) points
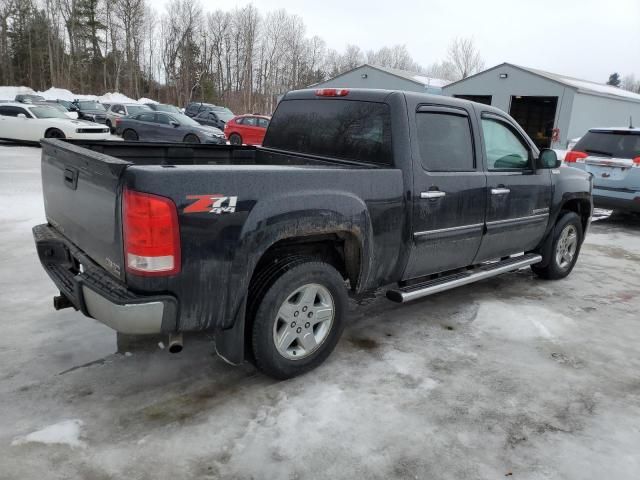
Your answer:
(386, 254), (542, 303)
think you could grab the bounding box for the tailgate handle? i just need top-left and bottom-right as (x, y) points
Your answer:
(64, 168), (78, 190)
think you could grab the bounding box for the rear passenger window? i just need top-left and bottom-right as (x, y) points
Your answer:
(416, 112), (474, 171)
(264, 99), (393, 165)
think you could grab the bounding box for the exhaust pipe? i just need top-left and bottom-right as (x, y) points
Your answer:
(168, 333), (183, 354)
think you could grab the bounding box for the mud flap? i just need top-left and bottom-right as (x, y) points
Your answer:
(214, 301), (247, 366)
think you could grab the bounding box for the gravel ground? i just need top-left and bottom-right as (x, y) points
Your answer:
(1, 144), (639, 480)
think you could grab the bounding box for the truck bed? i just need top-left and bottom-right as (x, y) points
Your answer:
(64, 140), (378, 169)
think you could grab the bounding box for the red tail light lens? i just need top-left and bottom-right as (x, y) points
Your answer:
(315, 88), (349, 97)
(633, 156), (640, 167)
(123, 188), (180, 276)
(114, 117), (120, 126)
(565, 151), (588, 163)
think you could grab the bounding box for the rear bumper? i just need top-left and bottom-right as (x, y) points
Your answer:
(593, 187), (640, 212)
(33, 224), (178, 334)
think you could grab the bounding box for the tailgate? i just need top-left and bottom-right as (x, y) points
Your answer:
(585, 156), (640, 190)
(40, 139), (130, 281)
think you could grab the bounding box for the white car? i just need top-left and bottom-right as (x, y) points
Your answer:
(0, 103), (110, 143)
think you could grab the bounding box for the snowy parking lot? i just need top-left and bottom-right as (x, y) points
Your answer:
(1, 144), (640, 479)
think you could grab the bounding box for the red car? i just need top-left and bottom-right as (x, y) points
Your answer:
(224, 114), (270, 146)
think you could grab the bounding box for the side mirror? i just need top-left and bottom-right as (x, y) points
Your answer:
(17, 113), (27, 119)
(170, 121), (180, 127)
(537, 148), (561, 169)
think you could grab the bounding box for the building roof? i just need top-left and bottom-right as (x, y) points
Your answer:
(311, 64), (449, 89)
(444, 62), (640, 103)
(365, 64), (450, 88)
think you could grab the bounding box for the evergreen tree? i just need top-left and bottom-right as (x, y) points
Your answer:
(607, 72), (621, 87)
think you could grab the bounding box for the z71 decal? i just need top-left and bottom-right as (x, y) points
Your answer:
(184, 195), (238, 214)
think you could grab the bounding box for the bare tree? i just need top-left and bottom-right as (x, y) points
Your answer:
(446, 37), (484, 80)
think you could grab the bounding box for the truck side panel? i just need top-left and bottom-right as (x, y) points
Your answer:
(123, 165), (406, 331)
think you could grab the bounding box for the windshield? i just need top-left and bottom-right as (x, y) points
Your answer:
(29, 106), (70, 119)
(213, 108), (234, 122)
(127, 105), (151, 115)
(154, 104), (180, 114)
(45, 103), (69, 113)
(173, 113), (200, 127)
(77, 101), (105, 111)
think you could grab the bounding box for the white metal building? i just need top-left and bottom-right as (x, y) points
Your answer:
(442, 63), (640, 149)
(311, 64), (448, 95)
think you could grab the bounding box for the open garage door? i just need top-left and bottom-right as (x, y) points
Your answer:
(509, 96), (558, 149)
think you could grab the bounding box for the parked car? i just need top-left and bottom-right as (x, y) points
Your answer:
(116, 111), (225, 144)
(565, 127), (640, 212)
(50, 99), (80, 113)
(145, 103), (182, 115)
(192, 107), (234, 129)
(72, 100), (108, 124)
(185, 101), (234, 122)
(42, 101), (79, 119)
(0, 102), (110, 143)
(105, 103), (152, 132)
(15, 94), (46, 104)
(32, 88), (592, 380)
(224, 114), (270, 145)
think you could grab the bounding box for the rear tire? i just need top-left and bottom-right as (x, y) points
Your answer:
(251, 259), (348, 380)
(44, 128), (65, 139)
(531, 211), (583, 280)
(123, 129), (138, 141)
(229, 133), (242, 146)
(184, 134), (200, 144)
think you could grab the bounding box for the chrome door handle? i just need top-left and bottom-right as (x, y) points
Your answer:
(421, 191), (446, 199)
(491, 188), (511, 195)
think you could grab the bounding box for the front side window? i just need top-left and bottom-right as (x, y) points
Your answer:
(257, 118), (269, 128)
(155, 113), (172, 125)
(481, 118), (530, 170)
(416, 112), (474, 171)
(264, 99), (393, 165)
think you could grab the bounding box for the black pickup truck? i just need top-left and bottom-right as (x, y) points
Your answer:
(33, 88), (593, 379)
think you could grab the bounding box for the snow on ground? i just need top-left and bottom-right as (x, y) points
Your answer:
(11, 420), (85, 449)
(1, 145), (640, 479)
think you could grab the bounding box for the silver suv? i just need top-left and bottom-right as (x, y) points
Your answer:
(566, 127), (640, 212)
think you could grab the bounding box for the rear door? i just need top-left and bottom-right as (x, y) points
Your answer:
(404, 105), (487, 279)
(474, 112), (552, 261)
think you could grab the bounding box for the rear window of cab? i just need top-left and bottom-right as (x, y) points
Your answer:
(263, 99), (392, 165)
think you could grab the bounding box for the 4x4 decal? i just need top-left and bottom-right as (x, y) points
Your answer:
(184, 195), (238, 214)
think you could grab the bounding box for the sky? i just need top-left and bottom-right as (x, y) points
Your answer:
(147, 0), (640, 83)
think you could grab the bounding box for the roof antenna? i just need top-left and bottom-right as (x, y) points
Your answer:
(630, 116), (634, 129)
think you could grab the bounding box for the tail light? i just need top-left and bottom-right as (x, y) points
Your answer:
(315, 88), (349, 97)
(123, 188), (180, 276)
(114, 117), (120, 126)
(633, 156), (640, 167)
(565, 151), (588, 163)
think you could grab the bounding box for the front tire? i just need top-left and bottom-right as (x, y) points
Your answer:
(184, 134), (200, 144)
(251, 259), (348, 379)
(123, 129), (138, 141)
(531, 211), (583, 280)
(44, 128), (65, 139)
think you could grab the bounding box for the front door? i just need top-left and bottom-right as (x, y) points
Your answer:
(474, 113), (552, 262)
(404, 105), (487, 280)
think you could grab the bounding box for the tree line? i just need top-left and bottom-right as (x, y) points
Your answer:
(0, 0), (486, 113)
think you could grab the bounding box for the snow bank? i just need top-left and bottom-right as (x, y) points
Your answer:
(98, 92), (139, 104)
(0, 85), (146, 103)
(11, 419), (86, 449)
(0, 86), (35, 100)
